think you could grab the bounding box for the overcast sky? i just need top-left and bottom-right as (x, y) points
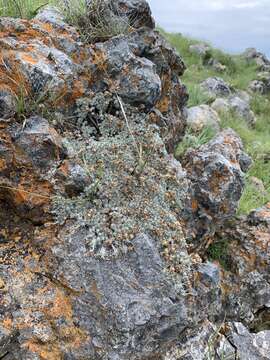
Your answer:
(148, 0), (270, 56)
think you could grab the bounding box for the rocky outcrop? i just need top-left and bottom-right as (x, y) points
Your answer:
(243, 47), (270, 71)
(182, 129), (251, 246)
(0, 2), (266, 360)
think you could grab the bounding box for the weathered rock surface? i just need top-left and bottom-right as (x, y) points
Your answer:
(225, 322), (270, 360)
(189, 43), (210, 57)
(249, 72), (270, 94)
(212, 95), (256, 126)
(182, 129), (251, 246)
(186, 104), (220, 132)
(243, 47), (270, 71)
(200, 77), (232, 98)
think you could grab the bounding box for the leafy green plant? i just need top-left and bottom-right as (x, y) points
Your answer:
(187, 84), (213, 106)
(0, 0), (48, 19)
(175, 125), (216, 159)
(207, 240), (231, 270)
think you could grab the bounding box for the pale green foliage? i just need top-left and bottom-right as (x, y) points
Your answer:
(187, 84), (213, 107)
(0, 0), (48, 18)
(175, 125), (216, 159)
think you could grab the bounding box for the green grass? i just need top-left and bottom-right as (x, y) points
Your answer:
(164, 32), (258, 107)
(175, 125), (217, 159)
(0, 0), (49, 18)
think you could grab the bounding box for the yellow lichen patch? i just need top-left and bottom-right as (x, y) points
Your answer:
(255, 204), (270, 220)
(3, 317), (13, 330)
(0, 51), (30, 96)
(156, 74), (171, 113)
(69, 79), (86, 102)
(24, 341), (63, 360)
(47, 288), (73, 320)
(10, 180), (52, 207)
(39, 22), (54, 33)
(58, 325), (89, 349)
(19, 52), (38, 65)
(0, 158), (7, 171)
(191, 198), (198, 212)
(92, 49), (108, 72)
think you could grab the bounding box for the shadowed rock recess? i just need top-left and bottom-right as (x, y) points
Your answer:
(0, 1), (269, 359)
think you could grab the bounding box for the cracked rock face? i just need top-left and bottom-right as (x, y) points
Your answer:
(182, 129), (251, 246)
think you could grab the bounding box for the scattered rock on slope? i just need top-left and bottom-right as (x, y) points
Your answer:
(186, 104), (220, 132)
(200, 77), (232, 98)
(212, 95), (256, 126)
(182, 129), (251, 246)
(243, 47), (270, 71)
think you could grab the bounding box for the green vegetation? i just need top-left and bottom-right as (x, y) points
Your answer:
(0, 0), (48, 18)
(206, 239), (231, 271)
(57, 0), (132, 42)
(0, 0), (131, 42)
(164, 32), (258, 106)
(165, 31), (270, 214)
(175, 125), (216, 159)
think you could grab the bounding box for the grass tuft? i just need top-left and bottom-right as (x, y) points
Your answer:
(57, 0), (132, 43)
(175, 125), (217, 159)
(0, 0), (48, 19)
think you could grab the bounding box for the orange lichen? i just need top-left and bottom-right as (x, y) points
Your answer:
(25, 341), (62, 360)
(0, 158), (6, 171)
(20, 52), (38, 65)
(3, 317), (13, 330)
(191, 198), (198, 212)
(47, 289), (73, 320)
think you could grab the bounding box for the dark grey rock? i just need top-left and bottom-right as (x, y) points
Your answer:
(112, 0), (155, 29)
(182, 129), (251, 245)
(51, 233), (192, 359)
(226, 322), (270, 360)
(12, 116), (66, 169)
(0, 90), (16, 119)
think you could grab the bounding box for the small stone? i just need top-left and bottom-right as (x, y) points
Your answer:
(187, 104), (220, 133)
(189, 43), (210, 57)
(200, 77), (232, 98)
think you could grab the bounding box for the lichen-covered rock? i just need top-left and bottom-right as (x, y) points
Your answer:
(212, 95), (256, 126)
(207, 58), (227, 72)
(93, 36), (162, 107)
(200, 77), (232, 98)
(225, 322), (270, 360)
(243, 47), (270, 71)
(112, 0), (155, 29)
(186, 104), (220, 132)
(182, 129), (251, 245)
(0, 90), (16, 119)
(249, 79), (266, 94)
(91, 28), (188, 150)
(189, 43), (210, 57)
(0, 1), (266, 359)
